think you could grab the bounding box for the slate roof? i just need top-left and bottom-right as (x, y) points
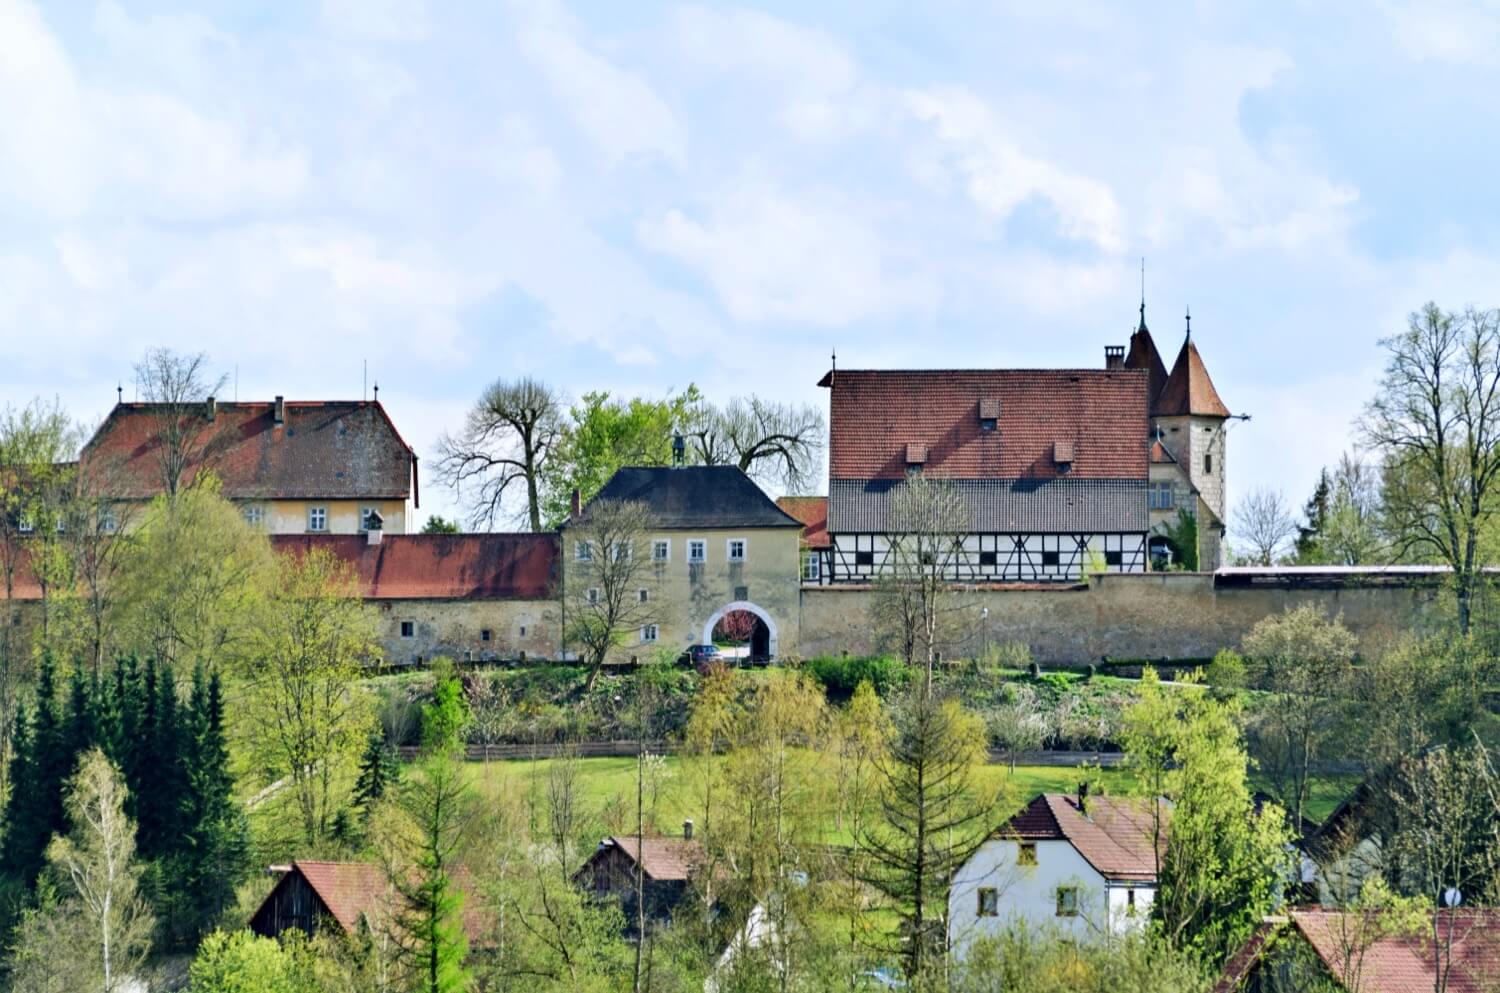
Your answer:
(577, 466), (802, 530)
(1157, 338), (1231, 418)
(1125, 323), (1170, 410)
(829, 478), (1148, 533)
(1000, 793), (1165, 882)
(820, 369), (1149, 483)
(776, 496), (831, 548)
(271, 533), (557, 600)
(599, 836), (706, 882)
(80, 400), (417, 501)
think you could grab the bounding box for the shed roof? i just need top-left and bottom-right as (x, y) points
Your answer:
(577, 466), (802, 530)
(1001, 793), (1165, 882)
(820, 369), (1148, 483)
(80, 400), (416, 501)
(270, 533), (557, 600)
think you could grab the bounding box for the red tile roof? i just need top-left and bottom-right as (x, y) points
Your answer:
(1001, 793), (1165, 882)
(604, 836), (706, 882)
(1149, 438), (1178, 464)
(1156, 338), (1230, 418)
(80, 400), (416, 501)
(776, 496), (830, 548)
(1126, 324), (1170, 409)
(820, 369), (1148, 482)
(292, 860), (391, 933)
(271, 533), (558, 600)
(1293, 909), (1500, 993)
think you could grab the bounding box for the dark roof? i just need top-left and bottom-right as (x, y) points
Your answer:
(577, 466), (802, 530)
(1125, 325), (1170, 410)
(80, 400), (416, 501)
(599, 836), (706, 882)
(1156, 338), (1230, 418)
(777, 496), (830, 548)
(271, 533), (557, 599)
(820, 369), (1149, 482)
(829, 478), (1147, 534)
(1001, 793), (1165, 882)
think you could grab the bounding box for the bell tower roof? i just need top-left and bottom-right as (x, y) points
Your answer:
(1157, 327), (1230, 418)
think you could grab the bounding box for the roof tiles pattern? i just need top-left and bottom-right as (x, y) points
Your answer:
(1294, 909), (1500, 993)
(271, 533), (557, 599)
(1156, 339), (1231, 418)
(776, 496), (830, 548)
(293, 860), (390, 933)
(1002, 793), (1165, 882)
(606, 836), (706, 882)
(80, 401), (415, 501)
(824, 369), (1149, 482)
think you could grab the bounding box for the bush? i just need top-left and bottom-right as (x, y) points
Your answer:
(804, 655), (912, 698)
(1027, 661), (1041, 679)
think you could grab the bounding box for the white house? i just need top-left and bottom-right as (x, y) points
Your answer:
(949, 791), (1167, 953)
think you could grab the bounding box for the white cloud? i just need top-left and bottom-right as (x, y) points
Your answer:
(321, 0), (430, 42)
(1382, 0), (1500, 65)
(0, 0), (92, 215)
(639, 184), (935, 326)
(904, 85), (1124, 252)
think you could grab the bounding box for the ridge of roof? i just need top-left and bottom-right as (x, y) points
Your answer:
(578, 465), (803, 530)
(1156, 337), (1230, 418)
(1125, 326), (1170, 405)
(1001, 793), (1163, 882)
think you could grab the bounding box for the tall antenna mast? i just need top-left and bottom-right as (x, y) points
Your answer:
(1138, 257), (1147, 331)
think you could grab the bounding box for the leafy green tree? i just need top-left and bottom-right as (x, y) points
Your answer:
(188, 928), (321, 993)
(953, 923), (1210, 993)
(422, 515), (461, 534)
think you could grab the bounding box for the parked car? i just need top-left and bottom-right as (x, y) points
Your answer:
(679, 644), (723, 666)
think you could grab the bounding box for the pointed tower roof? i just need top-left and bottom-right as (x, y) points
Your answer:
(1157, 332), (1230, 418)
(1124, 315), (1169, 409)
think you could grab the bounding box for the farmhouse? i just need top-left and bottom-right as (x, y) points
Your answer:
(574, 833), (707, 932)
(949, 791), (1166, 952)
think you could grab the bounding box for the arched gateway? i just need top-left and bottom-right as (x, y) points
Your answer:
(701, 601), (779, 659)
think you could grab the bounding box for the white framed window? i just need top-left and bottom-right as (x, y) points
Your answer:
(1018, 842), (1037, 866)
(576, 540), (593, 561)
(802, 551), (820, 581)
(687, 539), (706, 564)
(360, 506), (381, 531)
(16, 516), (34, 534)
(652, 539), (670, 561)
(727, 538), (746, 563)
(641, 624), (659, 643)
(611, 541), (631, 562)
(638, 589), (650, 603)
(307, 506), (328, 532)
(587, 587), (600, 605)
(977, 887), (999, 917)
(1148, 482), (1174, 510)
(99, 507), (118, 534)
(1056, 886), (1079, 918)
(243, 505), (264, 527)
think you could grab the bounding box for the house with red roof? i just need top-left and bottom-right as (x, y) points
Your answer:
(816, 304), (1232, 582)
(574, 830), (708, 935)
(1216, 909), (1500, 993)
(79, 396), (419, 535)
(949, 790), (1167, 952)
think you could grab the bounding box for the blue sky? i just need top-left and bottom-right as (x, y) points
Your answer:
(5, 0), (1500, 527)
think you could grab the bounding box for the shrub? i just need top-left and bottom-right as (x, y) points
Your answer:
(804, 654), (912, 698)
(1027, 661), (1041, 679)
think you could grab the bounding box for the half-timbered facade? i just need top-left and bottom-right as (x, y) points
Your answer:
(815, 367), (1152, 583)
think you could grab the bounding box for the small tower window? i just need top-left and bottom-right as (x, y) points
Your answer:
(1204, 454), (1213, 474)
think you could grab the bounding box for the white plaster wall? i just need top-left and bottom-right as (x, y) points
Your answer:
(949, 839), (1154, 954)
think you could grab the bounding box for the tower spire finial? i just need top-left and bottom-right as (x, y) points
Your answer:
(1185, 305), (1192, 340)
(1138, 257), (1147, 332)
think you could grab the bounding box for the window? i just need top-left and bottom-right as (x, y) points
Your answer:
(1149, 482), (1174, 510)
(802, 551), (821, 581)
(576, 541), (593, 562)
(727, 539), (746, 563)
(980, 417), (997, 432)
(688, 540), (706, 564)
(1204, 453), (1213, 474)
(400, 621), (414, 638)
(612, 541), (631, 562)
(977, 888), (999, 917)
(638, 589), (650, 603)
(641, 624), (659, 643)
(360, 506), (380, 531)
(1018, 842), (1038, 866)
(855, 550), (875, 567)
(1104, 550), (1123, 567)
(243, 505), (264, 527)
(1126, 889), (1137, 916)
(307, 506), (328, 532)
(481, 629), (492, 642)
(1041, 550), (1061, 567)
(16, 516), (33, 534)
(1056, 886), (1079, 917)
(587, 587), (600, 605)
(652, 539), (670, 561)
(979, 550), (998, 567)
(519, 625), (527, 637)
(99, 507), (118, 534)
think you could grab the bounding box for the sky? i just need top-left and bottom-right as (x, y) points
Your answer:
(5, 0), (1500, 528)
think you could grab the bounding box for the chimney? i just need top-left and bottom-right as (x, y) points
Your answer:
(683, 818), (694, 840)
(205, 396), (216, 421)
(1105, 345), (1125, 370)
(570, 488), (581, 517)
(1078, 781), (1090, 814)
(273, 396), (285, 425)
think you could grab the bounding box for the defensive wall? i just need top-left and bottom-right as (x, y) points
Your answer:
(795, 568), (1448, 664)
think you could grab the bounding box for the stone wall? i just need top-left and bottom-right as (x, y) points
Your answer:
(796, 572), (1445, 664)
(372, 598), (560, 665)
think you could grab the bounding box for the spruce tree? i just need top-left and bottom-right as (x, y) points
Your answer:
(353, 730), (400, 818)
(0, 709), (35, 883)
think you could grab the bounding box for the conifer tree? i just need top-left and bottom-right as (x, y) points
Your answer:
(354, 729), (401, 818)
(1, 656), (68, 889)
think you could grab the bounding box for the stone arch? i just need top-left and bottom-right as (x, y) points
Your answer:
(701, 601), (779, 658)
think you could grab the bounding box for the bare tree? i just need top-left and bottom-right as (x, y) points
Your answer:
(871, 475), (972, 689)
(562, 500), (658, 691)
(1362, 303), (1500, 634)
(1231, 486), (1298, 566)
(681, 396), (825, 494)
(132, 348), (228, 497)
(435, 376), (565, 531)
(1322, 452), (1386, 565)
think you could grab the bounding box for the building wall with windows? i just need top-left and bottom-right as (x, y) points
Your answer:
(255, 497), (410, 536)
(374, 597), (559, 665)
